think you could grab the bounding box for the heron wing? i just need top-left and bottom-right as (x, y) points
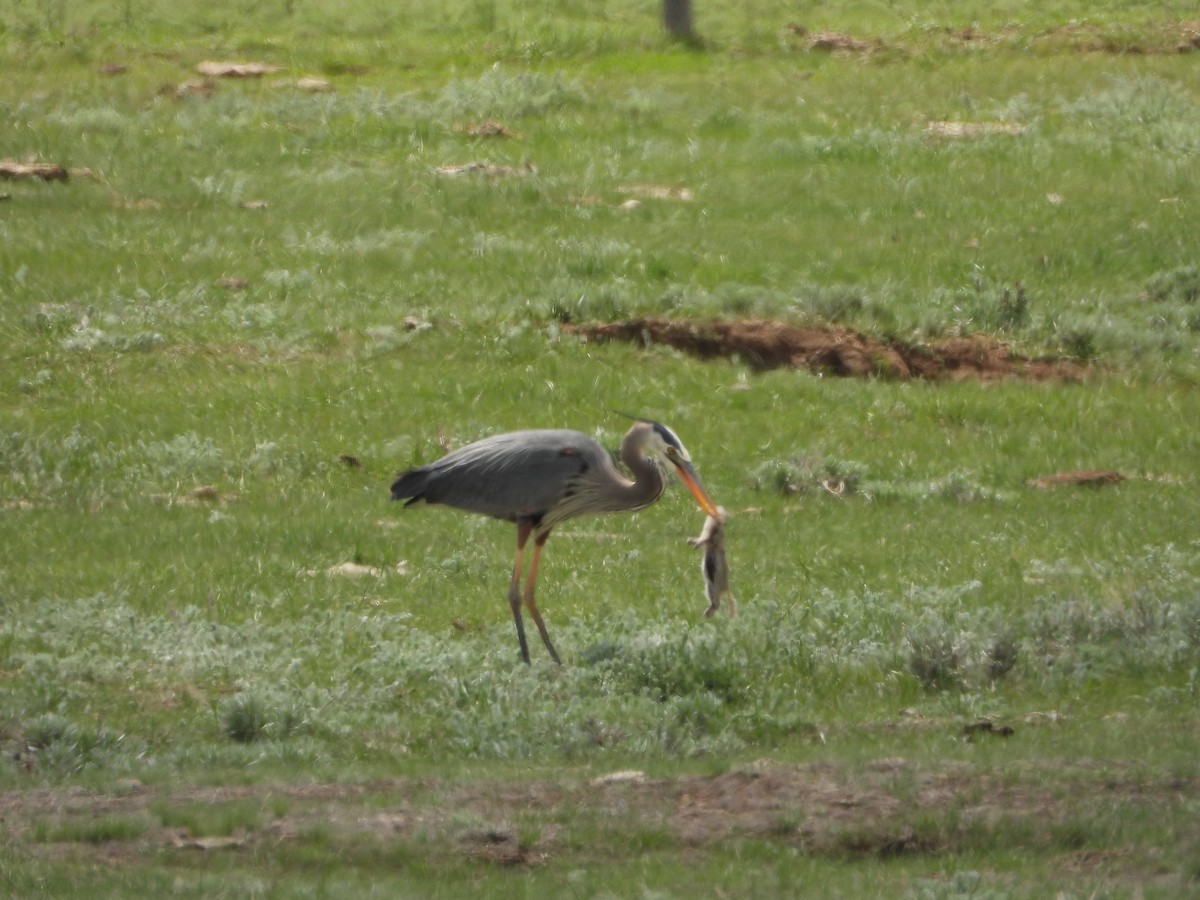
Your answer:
(392, 430), (605, 522)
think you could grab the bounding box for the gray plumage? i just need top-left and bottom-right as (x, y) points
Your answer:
(392, 428), (662, 530)
(390, 421), (719, 664)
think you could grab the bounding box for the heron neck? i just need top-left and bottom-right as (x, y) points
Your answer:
(618, 430), (666, 510)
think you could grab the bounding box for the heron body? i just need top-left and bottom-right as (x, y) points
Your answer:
(390, 421), (719, 664)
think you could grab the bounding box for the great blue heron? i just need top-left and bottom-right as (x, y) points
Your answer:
(390, 420), (720, 664)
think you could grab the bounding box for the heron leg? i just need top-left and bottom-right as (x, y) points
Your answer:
(523, 530), (562, 665)
(509, 521), (533, 664)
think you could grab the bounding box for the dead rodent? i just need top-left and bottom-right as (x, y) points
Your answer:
(687, 506), (734, 618)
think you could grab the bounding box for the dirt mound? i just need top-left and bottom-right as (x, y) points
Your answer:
(567, 318), (1089, 382)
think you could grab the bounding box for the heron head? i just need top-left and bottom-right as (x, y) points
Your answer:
(640, 420), (720, 518)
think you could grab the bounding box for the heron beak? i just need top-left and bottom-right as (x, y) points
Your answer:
(673, 460), (720, 519)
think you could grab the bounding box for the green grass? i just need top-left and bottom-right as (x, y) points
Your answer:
(3, 1), (1200, 895)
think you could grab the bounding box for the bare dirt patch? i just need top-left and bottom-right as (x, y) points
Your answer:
(433, 161), (536, 178)
(781, 21), (1200, 55)
(1, 160), (71, 182)
(1028, 470), (1125, 490)
(567, 318), (1089, 382)
(1, 760), (1192, 878)
(925, 120), (1026, 139)
(458, 120), (520, 139)
(1037, 21), (1200, 54)
(785, 25), (882, 55)
(195, 61), (283, 78)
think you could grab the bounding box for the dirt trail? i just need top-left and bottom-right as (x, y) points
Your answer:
(2, 759), (1192, 874)
(567, 318), (1090, 382)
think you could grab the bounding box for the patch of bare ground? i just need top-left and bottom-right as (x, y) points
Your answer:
(1037, 21), (1200, 54)
(434, 161), (535, 178)
(566, 318), (1089, 382)
(784, 21), (1200, 55)
(0, 160), (95, 182)
(195, 61), (283, 78)
(457, 120), (521, 139)
(784, 25), (883, 55)
(1, 761), (1193, 878)
(1029, 470), (1125, 490)
(925, 120), (1025, 138)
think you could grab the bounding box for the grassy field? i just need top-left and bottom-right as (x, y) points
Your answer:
(3, 1), (1200, 895)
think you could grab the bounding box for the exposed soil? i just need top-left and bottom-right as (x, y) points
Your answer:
(194, 61), (283, 78)
(785, 21), (1200, 55)
(0, 160), (71, 182)
(1, 759), (1193, 880)
(567, 317), (1090, 382)
(1029, 470), (1125, 490)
